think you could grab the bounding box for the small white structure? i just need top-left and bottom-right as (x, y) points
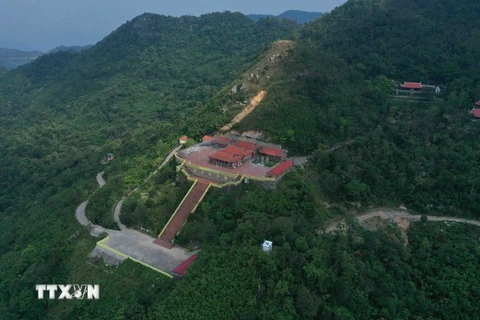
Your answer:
(435, 86), (441, 94)
(261, 240), (273, 253)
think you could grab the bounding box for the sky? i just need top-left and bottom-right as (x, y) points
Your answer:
(0, 0), (346, 52)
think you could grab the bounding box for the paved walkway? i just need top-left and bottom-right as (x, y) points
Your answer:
(96, 172), (106, 187)
(75, 200), (108, 236)
(155, 181), (210, 248)
(113, 198), (127, 231)
(145, 145), (182, 183)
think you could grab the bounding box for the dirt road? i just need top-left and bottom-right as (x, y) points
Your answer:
(221, 90), (266, 131)
(327, 210), (480, 232)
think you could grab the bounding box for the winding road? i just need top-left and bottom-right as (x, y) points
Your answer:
(327, 210), (480, 232)
(114, 198), (127, 231)
(96, 172), (106, 188)
(114, 145), (182, 230)
(74, 145), (195, 274)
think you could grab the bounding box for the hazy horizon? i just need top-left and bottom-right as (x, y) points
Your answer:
(0, 1), (346, 52)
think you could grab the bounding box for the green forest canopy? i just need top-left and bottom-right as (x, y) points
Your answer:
(1, 0), (480, 318)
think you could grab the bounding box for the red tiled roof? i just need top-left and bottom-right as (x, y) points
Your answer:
(267, 160), (294, 178)
(401, 82), (423, 89)
(179, 135), (188, 141)
(475, 101), (480, 107)
(209, 150), (242, 163)
(260, 146), (285, 157)
(233, 140), (260, 150)
(469, 109), (480, 118)
(223, 145), (253, 157)
(202, 135), (213, 142)
(173, 254), (197, 277)
(212, 135), (231, 144)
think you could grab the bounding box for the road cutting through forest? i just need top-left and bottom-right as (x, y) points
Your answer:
(74, 145), (195, 275)
(220, 90), (266, 131)
(326, 210), (480, 232)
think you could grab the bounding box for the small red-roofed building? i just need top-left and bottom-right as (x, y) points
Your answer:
(400, 82), (423, 90)
(259, 146), (287, 162)
(267, 160), (294, 178)
(209, 150), (243, 168)
(469, 108), (480, 119)
(202, 135), (213, 142)
(172, 255), (197, 278)
(179, 135), (188, 144)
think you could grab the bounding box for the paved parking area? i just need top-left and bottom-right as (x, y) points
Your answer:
(98, 229), (196, 274)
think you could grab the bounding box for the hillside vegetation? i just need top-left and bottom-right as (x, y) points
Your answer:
(0, 12), (298, 319)
(236, 0), (480, 218)
(1, 1), (480, 319)
(247, 10), (323, 24)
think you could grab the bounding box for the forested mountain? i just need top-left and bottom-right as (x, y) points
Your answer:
(47, 44), (93, 54)
(0, 47), (42, 69)
(1, 1), (480, 319)
(234, 0), (480, 218)
(279, 10), (324, 23)
(0, 12), (298, 318)
(247, 10), (323, 24)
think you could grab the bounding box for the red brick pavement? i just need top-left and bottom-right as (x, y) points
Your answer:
(154, 181), (209, 249)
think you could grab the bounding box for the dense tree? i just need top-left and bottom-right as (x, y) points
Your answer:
(1, 0), (480, 318)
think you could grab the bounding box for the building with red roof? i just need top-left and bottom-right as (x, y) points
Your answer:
(223, 145), (254, 160)
(267, 160), (294, 178)
(233, 140), (260, 151)
(209, 150), (242, 168)
(202, 135), (213, 142)
(469, 109), (480, 119)
(400, 82), (423, 90)
(172, 254), (197, 278)
(179, 135), (188, 144)
(210, 135), (231, 147)
(259, 146), (287, 161)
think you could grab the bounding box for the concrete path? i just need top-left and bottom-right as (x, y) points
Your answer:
(74, 200), (107, 236)
(96, 172), (106, 187)
(327, 210), (480, 232)
(113, 198), (127, 231)
(147, 145), (182, 181)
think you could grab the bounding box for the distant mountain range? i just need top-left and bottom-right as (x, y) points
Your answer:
(0, 48), (42, 69)
(47, 44), (93, 54)
(0, 45), (92, 69)
(247, 10), (323, 24)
